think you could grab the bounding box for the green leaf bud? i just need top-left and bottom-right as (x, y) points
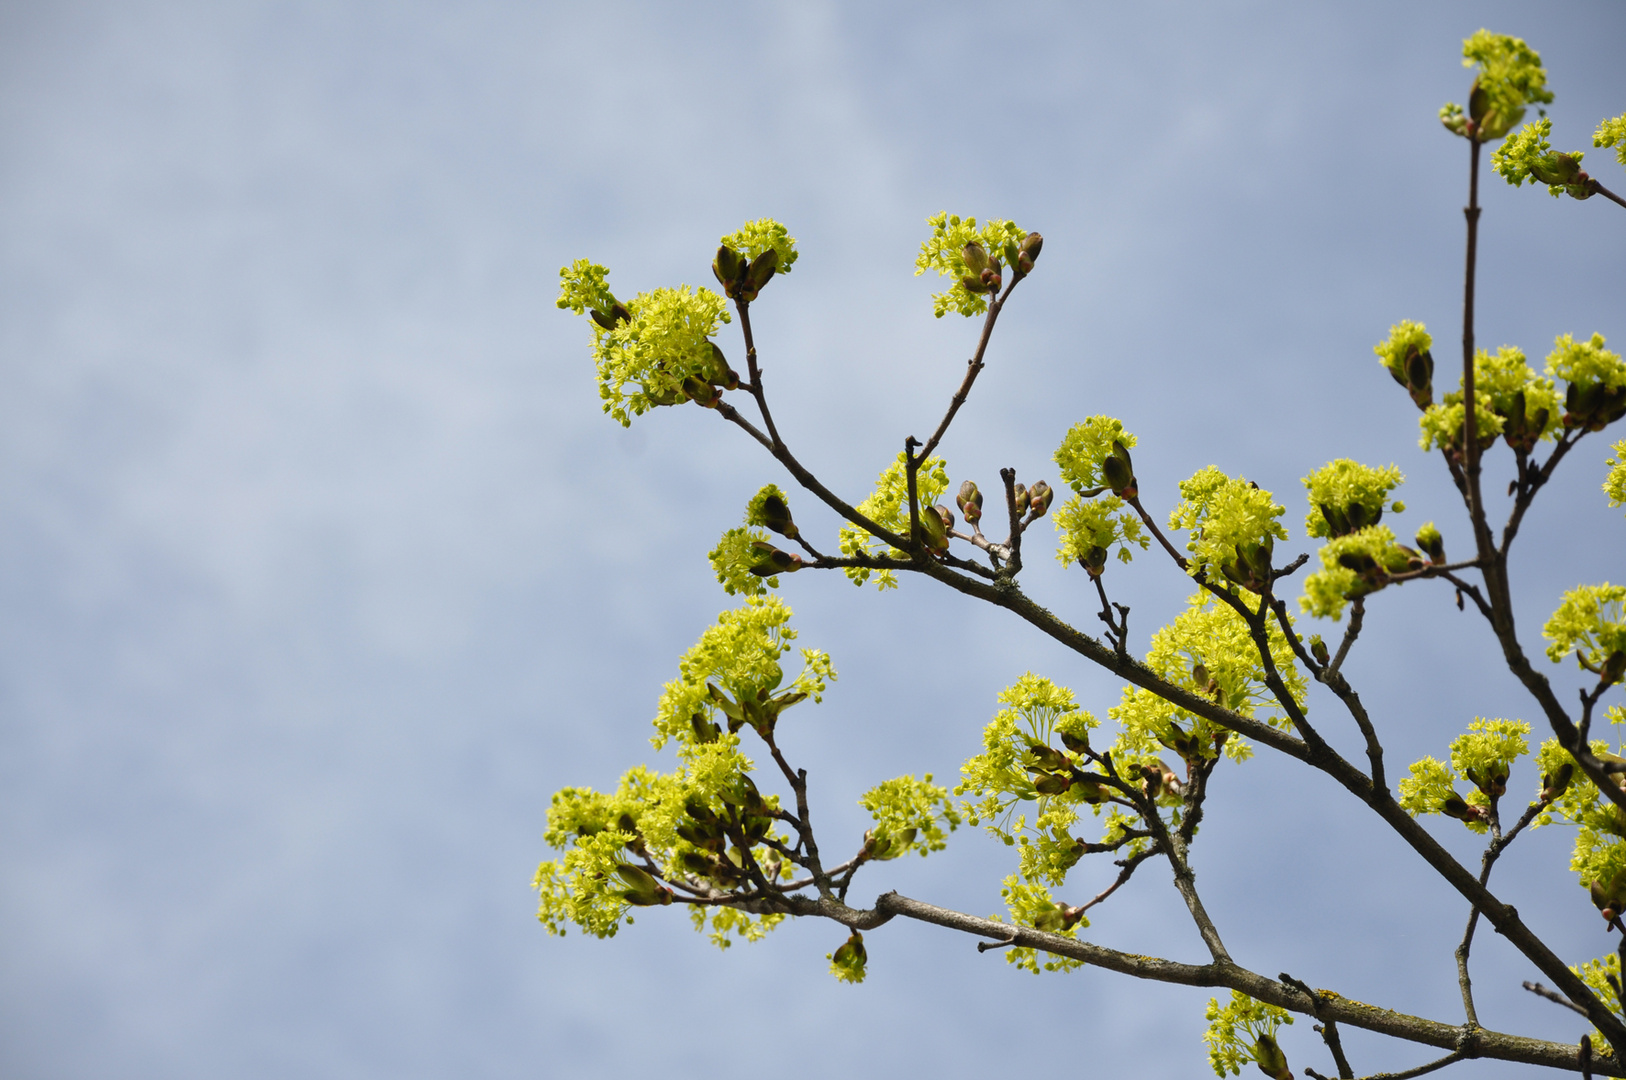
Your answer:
(747, 486), (799, 539)
(1026, 743), (1071, 772)
(916, 502), (951, 554)
(1028, 480), (1054, 516)
(745, 540), (803, 577)
(1080, 543), (1110, 578)
(961, 241), (989, 275)
(1101, 443), (1135, 498)
(614, 864), (672, 906)
(1529, 150), (1585, 187)
(1252, 1031), (1291, 1080)
(1017, 230), (1043, 273)
(713, 244), (744, 293)
(1415, 522), (1445, 564)
(828, 932), (868, 983)
(1058, 727), (1090, 755)
(743, 247), (779, 300)
(681, 375), (720, 408)
(1028, 769), (1070, 796)
(1538, 760), (1573, 803)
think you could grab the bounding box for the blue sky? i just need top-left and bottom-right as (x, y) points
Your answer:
(2, 3), (1623, 1077)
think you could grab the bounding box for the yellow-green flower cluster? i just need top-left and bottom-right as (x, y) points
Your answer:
(1533, 713), (1626, 900)
(1054, 416), (1137, 494)
(1606, 440), (1626, 512)
(994, 876), (1087, 975)
(1168, 466), (1288, 586)
(745, 484), (794, 533)
(1440, 30), (1552, 142)
(1418, 390), (1503, 452)
(957, 674), (1108, 884)
(709, 526), (778, 596)
(1476, 345), (1563, 446)
(837, 451), (950, 589)
(1111, 591), (1304, 766)
(1547, 333), (1625, 390)
(535, 749), (786, 946)
(1204, 990), (1294, 1079)
(1491, 118), (1591, 197)
(1398, 757), (1463, 820)
(1452, 718), (1530, 787)
(1597, 113), (1626, 168)
(720, 218), (799, 274)
(1375, 320), (1433, 384)
(558, 259), (734, 426)
(1301, 459), (1405, 539)
(709, 485), (803, 596)
(914, 212), (1028, 318)
(1052, 495), (1147, 570)
(1300, 525), (1422, 620)
(1493, 118), (1557, 186)
(1573, 952), (1624, 1052)
(1398, 719), (1530, 835)
(826, 931), (867, 983)
(858, 774), (962, 859)
(1415, 337), (1559, 452)
(1543, 584), (1626, 676)
(651, 597), (835, 751)
(537, 600), (839, 947)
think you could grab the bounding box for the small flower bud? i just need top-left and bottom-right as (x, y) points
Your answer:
(1310, 638), (1330, 666)
(956, 479), (984, 524)
(1028, 480), (1054, 516)
(1080, 544), (1109, 578)
(1019, 230), (1043, 263)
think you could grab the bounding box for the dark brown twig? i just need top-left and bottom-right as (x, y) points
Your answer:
(1522, 981), (1590, 1017)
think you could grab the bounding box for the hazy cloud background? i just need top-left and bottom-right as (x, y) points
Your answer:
(1, 2), (1622, 1076)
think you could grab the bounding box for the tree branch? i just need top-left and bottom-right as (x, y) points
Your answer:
(865, 891), (1619, 1074)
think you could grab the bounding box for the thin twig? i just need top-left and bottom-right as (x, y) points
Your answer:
(918, 276), (1021, 461)
(1522, 981), (1590, 1017)
(1593, 180), (1626, 210)
(1308, 1050), (1465, 1080)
